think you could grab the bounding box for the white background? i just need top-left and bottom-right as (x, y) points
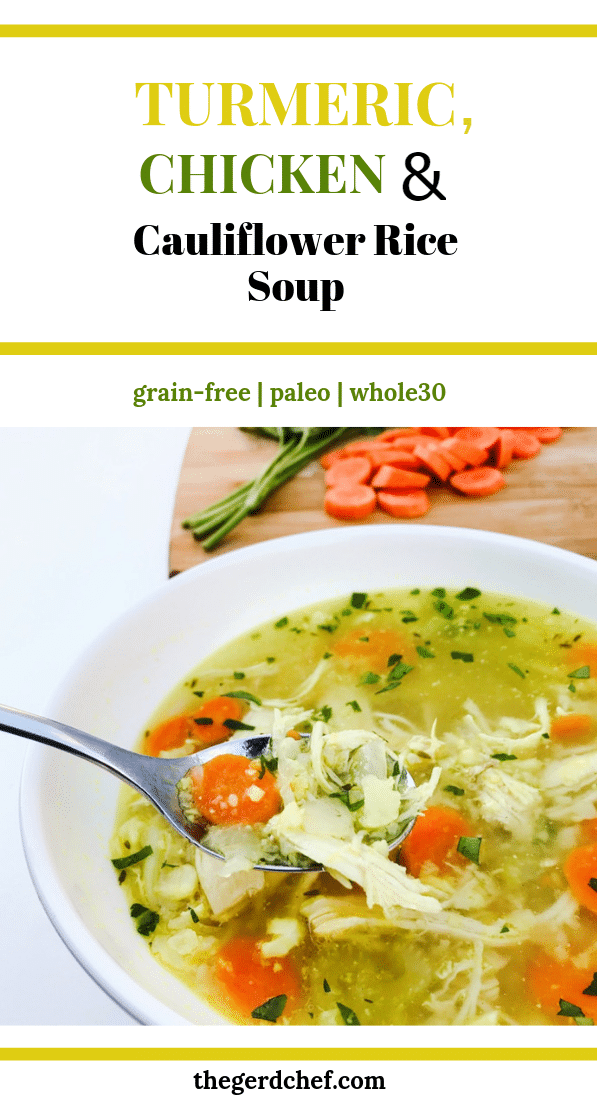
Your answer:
(0, 33), (596, 342)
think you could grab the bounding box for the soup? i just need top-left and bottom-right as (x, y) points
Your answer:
(110, 586), (597, 1025)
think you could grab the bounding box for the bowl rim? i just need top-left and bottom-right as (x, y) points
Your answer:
(19, 523), (597, 1025)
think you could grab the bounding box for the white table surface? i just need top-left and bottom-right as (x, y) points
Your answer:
(0, 428), (190, 1024)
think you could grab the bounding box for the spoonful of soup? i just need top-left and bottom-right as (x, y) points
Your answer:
(0, 702), (421, 874)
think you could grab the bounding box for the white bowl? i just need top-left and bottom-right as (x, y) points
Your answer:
(20, 525), (597, 1025)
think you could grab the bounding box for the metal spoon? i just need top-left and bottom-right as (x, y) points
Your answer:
(0, 702), (415, 872)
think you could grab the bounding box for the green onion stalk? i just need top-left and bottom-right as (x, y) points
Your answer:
(182, 426), (384, 550)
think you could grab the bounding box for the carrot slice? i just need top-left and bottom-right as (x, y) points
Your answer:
(215, 936), (301, 1018)
(526, 954), (597, 1021)
(144, 715), (198, 756)
(493, 429), (515, 469)
(412, 445), (451, 482)
(365, 447), (422, 471)
(371, 465), (430, 490)
(334, 627), (415, 671)
(324, 483), (376, 521)
(324, 456), (372, 487)
(190, 755), (281, 825)
(437, 440), (468, 472)
(144, 696), (245, 755)
(399, 806), (472, 877)
(320, 448), (344, 469)
(511, 430), (542, 459)
(525, 427), (563, 443)
(376, 428), (420, 443)
(377, 489), (430, 518)
(418, 426), (450, 439)
(550, 713), (594, 741)
(567, 643), (597, 677)
(581, 819), (597, 843)
(386, 433), (439, 453)
(450, 467), (506, 497)
(563, 843), (597, 915)
(442, 437), (489, 466)
(454, 427), (500, 450)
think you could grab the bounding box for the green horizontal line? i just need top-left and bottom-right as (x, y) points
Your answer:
(0, 25), (596, 38)
(0, 1048), (596, 1061)
(0, 343), (594, 356)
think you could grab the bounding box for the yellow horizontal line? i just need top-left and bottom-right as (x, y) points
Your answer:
(0, 343), (595, 356)
(0, 25), (596, 38)
(1, 1048), (597, 1061)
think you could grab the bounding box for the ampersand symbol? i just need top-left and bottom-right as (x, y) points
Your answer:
(402, 152), (446, 201)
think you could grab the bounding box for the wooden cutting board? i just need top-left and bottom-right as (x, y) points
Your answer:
(169, 427), (597, 576)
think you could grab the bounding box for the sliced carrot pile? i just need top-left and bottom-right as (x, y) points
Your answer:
(144, 696), (244, 755)
(318, 427), (564, 524)
(190, 754), (281, 825)
(550, 713), (594, 742)
(399, 805), (472, 877)
(526, 953), (597, 1021)
(563, 843), (597, 914)
(215, 936), (302, 1018)
(450, 467), (506, 497)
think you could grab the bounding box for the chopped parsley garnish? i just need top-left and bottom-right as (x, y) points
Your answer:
(194, 716), (214, 725)
(508, 663), (526, 679)
(484, 612), (517, 626)
(457, 836), (482, 864)
(318, 623), (337, 633)
(192, 690), (204, 697)
(323, 978), (331, 993)
(552, 608), (561, 615)
(359, 672), (380, 685)
(112, 845), (153, 870)
(358, 636), (369, 642)
(376, 662), (414, 694)
(444, 785), (465, 796)
(568, 665), (591, 679)
(223, 690), (262, 706)
(347, 700), (362, 712)
(583, 973), (597, 996)
(410, 588), (420, 595)
(258, 755), (278, 778)
(557, 999), (593, 1024)
(387, 653), (402, 666)
(457, 587), (481, 601)
(323, 652), (332, 659)
(135, 909), (159, 937)
(431, 587), (446, 598)
(451, 651), (474, 663)
(350, 592), (368, 609)
(503, 627), (516, 638)
(416, 645), (435, 659)
(330, 791), (365, 812)
(251, 994), (287, 1022)
(491, 753), (517, 761)
(500, 925), (509, 934)
(189, 908), (199, 924)
(233, 671), (245, 679)
(274, 617), (289, 628)
(589, 878), (597, 893)
(313, 705), (332, 723)
(161, 861), (176, 869)
(118, 870), (126, 884)
(266, 656), (276, 663)
(337, 1002), (360, 1025)
(223, 719), (256, 731)
(401, 613), (418, 623)
(434, 599), (454, 619)
(130, 903), (147, 918)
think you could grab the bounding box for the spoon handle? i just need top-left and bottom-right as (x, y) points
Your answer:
(0, 702), (146, 787)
